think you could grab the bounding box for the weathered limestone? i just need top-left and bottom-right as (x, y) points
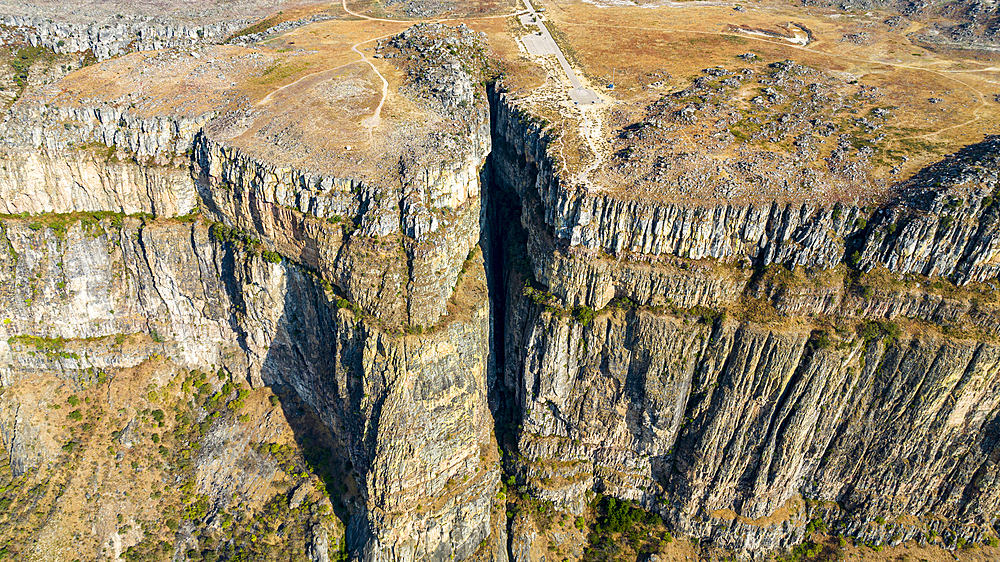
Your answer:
(491, 88), (1000, 557)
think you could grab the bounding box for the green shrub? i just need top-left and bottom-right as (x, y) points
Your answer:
(805, 517), (826, 534)
(335, 297), (364, 319)
(691, 305), (723, 325)
(599, 496), (659, 534)
(261, 250), (282, 264)
(807, 331), (832, 350)
(859, 320), (901, 344)
(67, 409), (83, 421)
(572, 306), (596, 326)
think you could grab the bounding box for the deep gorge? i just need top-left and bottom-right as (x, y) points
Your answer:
(0, 38), (999, 562)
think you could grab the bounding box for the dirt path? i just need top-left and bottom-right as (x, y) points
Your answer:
(352, 34), (394, 139)
(341, 0), (415, 23)
(334, 0), (527, 140)
(256, 60), (361, 106)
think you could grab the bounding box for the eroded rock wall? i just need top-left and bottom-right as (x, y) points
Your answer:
(502, 298), (1000, 552)
(490, 89), (1000, 558)
(494, 94), (1000, 292)
(0, 215), (502, 561)
(0, 104), (212, 216)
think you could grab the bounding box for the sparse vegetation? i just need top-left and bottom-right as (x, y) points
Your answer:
(858, 319), (901, 345)
(581, 494), (672, 561)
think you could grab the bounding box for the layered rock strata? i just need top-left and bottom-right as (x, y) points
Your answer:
(0, 24), (504, 562)
(489, 87), (1000, 557)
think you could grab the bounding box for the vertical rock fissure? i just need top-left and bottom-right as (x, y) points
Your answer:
(483, 84), (526, 562)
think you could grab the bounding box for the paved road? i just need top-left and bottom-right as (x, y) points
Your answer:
(518, 0), (602, 105)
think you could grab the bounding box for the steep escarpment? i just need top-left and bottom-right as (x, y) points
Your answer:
(488, 86), (1000, 558)
(0, 212), (501, 561)
(854, 139), (1000, 284)
(0, 23), (506, 562)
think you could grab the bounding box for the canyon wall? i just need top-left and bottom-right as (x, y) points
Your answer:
(0, 25), (504, 562)
(490, 88), (1000, 557)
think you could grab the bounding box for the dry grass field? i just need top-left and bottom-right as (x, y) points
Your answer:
(26, 19), (440, 180)
(5, 0), (997, 202)
(492, 0), (1000, 205)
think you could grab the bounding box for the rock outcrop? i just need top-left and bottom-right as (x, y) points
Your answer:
(489, 86), (1000, 557)
(0, 13), (249, 61)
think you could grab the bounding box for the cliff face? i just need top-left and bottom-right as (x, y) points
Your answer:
(192, 121), (488, 330)
(854, 140), (1000, 284)
(0, 24), (504, 562)
(489, 88), (1000, 557)
(0, 214), (499, 561)
(0, 104), (211, 217)
(500, 300), (1000, 552)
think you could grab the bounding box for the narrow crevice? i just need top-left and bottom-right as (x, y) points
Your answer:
(483, 84), (528, 562)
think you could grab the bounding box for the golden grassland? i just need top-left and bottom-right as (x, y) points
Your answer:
(6, 0), (998, 200)
(493, 0), (1000, 203)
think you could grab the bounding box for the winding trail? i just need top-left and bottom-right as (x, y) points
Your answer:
(256, 60), (360, 106)
(341, 0), (419, 23)
(353, 33), (394, 139)
(334, 0), (528, 140)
